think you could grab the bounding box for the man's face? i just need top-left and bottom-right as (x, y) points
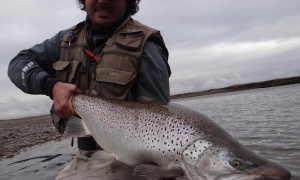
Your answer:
(85, 0), (127, 27)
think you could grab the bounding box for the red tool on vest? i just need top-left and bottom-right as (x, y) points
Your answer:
(83, 48), (100, 62)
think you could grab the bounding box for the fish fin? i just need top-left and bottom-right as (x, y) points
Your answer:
(133, 164), (184, 178)
(64, 116), (91, 138)
(137, 96), (168, 105)
(110, 160), (133, 173)
(111, 161), (149, 180)
(90, 150), (116, 161)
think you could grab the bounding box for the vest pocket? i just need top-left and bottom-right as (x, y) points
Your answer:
(115, 30), (143, 51)
(53, 60), (71, 82)
(94, 67), (136, 99)
(96, 67), (135, 84)
(69, 60), (82, 84)
(53, 60), (82, 83)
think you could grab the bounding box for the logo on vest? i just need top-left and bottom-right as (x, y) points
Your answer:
(109, 71), (119, 77)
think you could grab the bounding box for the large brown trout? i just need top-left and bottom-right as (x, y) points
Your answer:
(64, 94), (291, 180)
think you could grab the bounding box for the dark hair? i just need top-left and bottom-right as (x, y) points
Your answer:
(77, 0), (140, 15)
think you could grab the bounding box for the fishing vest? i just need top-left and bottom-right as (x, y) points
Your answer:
(53, 16), (168, 100)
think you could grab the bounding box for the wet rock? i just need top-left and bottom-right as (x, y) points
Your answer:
(19, 144), (34, 149)
(6, 154), (14, 158)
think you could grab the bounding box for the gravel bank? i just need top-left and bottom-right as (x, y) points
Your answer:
(0, 115), (63, 159)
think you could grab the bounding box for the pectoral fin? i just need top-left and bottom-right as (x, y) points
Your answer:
(90, 150), (115, 161)
(133, 164), (184, 178)
(64, 116), (91, 138)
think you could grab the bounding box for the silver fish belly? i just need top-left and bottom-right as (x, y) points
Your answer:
(64, 94), (291, 180)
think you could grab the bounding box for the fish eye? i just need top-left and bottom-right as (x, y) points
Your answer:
(230, 159), (244, 170)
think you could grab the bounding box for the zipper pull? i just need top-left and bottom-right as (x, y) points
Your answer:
(68, 31), (74, 46)
(67, 31), (74, 61)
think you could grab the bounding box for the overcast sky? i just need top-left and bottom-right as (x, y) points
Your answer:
(1, 0), (300, 119)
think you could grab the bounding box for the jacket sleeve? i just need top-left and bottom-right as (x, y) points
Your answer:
(7, 30), (68, 98)
(132, 41), (171, 102)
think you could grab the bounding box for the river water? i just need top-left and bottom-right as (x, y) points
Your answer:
(0, 84), (299, 179)
(174, 84), (300, 179)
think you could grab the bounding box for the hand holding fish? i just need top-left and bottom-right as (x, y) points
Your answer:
(52, 82), (81, 119)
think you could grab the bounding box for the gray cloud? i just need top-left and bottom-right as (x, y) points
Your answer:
(1, 0), (300, 119)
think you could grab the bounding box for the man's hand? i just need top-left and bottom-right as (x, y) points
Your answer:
(52, 82), (81, 119)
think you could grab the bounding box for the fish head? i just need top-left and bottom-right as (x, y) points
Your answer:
(181, 139), (291, 180)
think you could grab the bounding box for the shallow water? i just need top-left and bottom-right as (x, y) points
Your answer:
(0, 84), (299, 179)
(0, 140), (77, 180)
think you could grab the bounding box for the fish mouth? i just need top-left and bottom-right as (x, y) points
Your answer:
(250, 164), (291, 180)
(217, 174), (290, 180)
(219, 159), (291, 180)
(216, 173), (259, 180)
(215, 164), (291, 180)
(253, 175), (291, 180)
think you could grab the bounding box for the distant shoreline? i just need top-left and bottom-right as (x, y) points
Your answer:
(2, 76), (299, 121)
(171, 76), (300, 100)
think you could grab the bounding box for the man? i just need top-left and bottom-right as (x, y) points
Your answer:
(8, 0), (171, 179)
